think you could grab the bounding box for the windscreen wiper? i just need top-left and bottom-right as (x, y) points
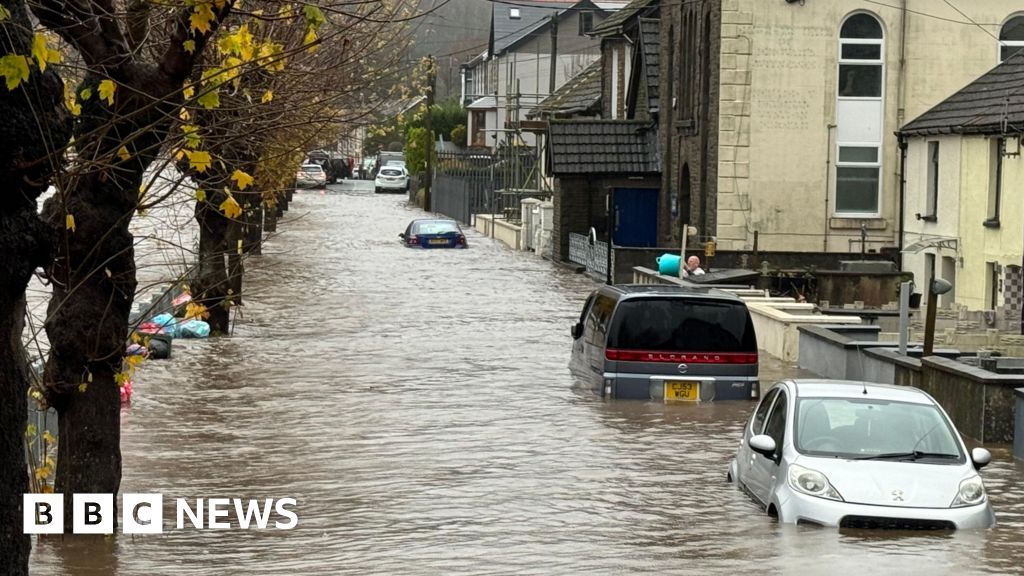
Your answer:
(851, 451), (960, 461)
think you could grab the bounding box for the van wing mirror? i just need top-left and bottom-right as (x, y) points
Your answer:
(571, 322), (583, 340)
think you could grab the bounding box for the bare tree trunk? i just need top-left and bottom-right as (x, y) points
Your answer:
(42, 168), (138, 532)
(194, 194), (231, 334)
(243, 192), (263, 255)
(0, 0), (71, 567)
(264, 199), (278, 233)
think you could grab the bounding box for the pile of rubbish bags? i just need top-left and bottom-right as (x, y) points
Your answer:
(122, 291), (212, 405)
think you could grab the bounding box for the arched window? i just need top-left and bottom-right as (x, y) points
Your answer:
(835, 12), (885, 216)
(1000, 15), (1024, 62)
(838, 14), (883, 98)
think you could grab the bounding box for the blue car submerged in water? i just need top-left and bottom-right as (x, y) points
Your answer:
(400, 219), (468, 249)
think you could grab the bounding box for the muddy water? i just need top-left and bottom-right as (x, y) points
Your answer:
(29, 182), (1024, 575)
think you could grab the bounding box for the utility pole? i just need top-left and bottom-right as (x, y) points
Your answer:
(424, 55), (437, 212)
(549, 14), (558, 94)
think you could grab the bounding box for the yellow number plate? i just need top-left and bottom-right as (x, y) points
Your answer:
(664, 381), (700, 402)
(429, 238), (449, 245)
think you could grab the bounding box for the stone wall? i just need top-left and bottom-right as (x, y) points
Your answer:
(660, 0), (722, 246)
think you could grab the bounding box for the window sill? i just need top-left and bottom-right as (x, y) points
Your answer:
(829, 217), (888, 230)
(983, 218), (1001, 229)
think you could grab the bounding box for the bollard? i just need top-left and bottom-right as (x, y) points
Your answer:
(1015, 388), (1024, 461)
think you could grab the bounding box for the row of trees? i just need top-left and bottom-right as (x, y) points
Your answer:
(0, 1), (426, 572)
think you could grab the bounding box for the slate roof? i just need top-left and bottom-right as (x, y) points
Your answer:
(547, 120), (660, 175)
(491, 1), (575, 56)
(467, 95), (498, 110)
(592, 0), (656, 36)
(639, 17), (660, 114)
(528, 59), (603, 118)
(900, 51), (1024, 136)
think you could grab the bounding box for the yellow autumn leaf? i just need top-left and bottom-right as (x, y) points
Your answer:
(117, 146), (130, 161)
(0, 6), (10, 20)
(183, 39), (196, 54)
(79, 86), (92, 100)
(78, 382), (87, 393)
(0, 54), (30, 90)
(179, 107), (190, 121)
(185, 301), (209, 320)
(231, 169), (254, 190)
(303, 27), (318, 52)
(98, 79), (116, 105)
(261, 89), (273, 103)
(186, 150), (212, 172)
(190, 2), (215, 33)
(197, 87), (220, 109)
(219, 194), (242, 219)
(65, 214), (76, 232)
(31, 33), (49, 71)
(195, 189), (206, 202)
(183, 85), (195, 99)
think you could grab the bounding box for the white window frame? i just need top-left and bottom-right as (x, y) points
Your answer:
(834, 12), (885, 217)
(999, 13), (1024, 63)
(925, 140), (939, 219)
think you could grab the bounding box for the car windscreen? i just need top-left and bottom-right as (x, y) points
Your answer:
(380, 169), (402, 176)
(301, 166), (322, 174)
(412, 221), (460, 235)
(794, 397), (964, 462)
(607, 297), (756, 352)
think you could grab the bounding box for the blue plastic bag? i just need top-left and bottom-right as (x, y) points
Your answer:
(178, 319), (210, 339)
(149, 313), (180, 337)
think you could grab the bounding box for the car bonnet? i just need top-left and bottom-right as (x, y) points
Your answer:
(796, 456), (977, 508)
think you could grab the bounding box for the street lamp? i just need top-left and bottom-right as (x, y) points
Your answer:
(923, 278), (953, 356)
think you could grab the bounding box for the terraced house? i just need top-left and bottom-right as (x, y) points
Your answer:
(900, 49), (1024, 330)
(460, 0), (627, 149)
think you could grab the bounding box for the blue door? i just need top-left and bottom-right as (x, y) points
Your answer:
(613, 188), (658, 247)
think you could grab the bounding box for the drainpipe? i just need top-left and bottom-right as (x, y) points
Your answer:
(898, 134), (908, 270)
(824, 124), (836, 252)
(897, 0), (909, 130)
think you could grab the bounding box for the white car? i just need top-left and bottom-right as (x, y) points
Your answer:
(729, 379), (995, 529)
(295, 163), (327, 189)
(374, 166), (409, 194)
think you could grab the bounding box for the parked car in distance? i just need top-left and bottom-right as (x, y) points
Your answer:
(295, 163), (327, 189)
(375, 166), (409, 194)
(729, 379), (995, 529)
(400, 219), (467, 249)
(570, 284), (758, 401)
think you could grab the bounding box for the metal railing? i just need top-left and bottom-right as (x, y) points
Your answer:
(432, 149), (538, 225)
(569, 231), (609, 279)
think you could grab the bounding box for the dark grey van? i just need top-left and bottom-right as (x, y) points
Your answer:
(570, 284), (759, 401)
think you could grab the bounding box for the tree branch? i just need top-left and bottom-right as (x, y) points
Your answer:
(159, 1), (235, 84)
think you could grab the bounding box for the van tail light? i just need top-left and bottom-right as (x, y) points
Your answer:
(407, 235), (419, 245)
(605, 349), (758, 364)
(456, 234), (466, 246)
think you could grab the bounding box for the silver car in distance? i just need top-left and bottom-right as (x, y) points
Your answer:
(729, 379), (995, 529)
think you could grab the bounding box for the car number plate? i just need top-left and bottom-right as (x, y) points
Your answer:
(428, 238), (449, 245)
(664, 381), (699, 402)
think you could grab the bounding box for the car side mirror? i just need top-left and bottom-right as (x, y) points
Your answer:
(399, 233), (405, 239)
(971, 447), (991, 470)
(571, 323), (583, 340)
(749, 434), (777, 459)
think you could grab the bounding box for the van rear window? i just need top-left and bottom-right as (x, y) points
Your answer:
(608, 298), (756, 352)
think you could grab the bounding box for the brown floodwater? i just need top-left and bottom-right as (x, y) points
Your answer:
(29, 181), (1024, 575)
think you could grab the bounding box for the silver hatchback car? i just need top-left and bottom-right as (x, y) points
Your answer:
(729, 380), (995, 529)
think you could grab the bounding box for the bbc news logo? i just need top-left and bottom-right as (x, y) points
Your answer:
(24, 494), (298, 534)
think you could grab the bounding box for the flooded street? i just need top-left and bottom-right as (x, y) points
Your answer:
(30, 181), (1024, 575)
